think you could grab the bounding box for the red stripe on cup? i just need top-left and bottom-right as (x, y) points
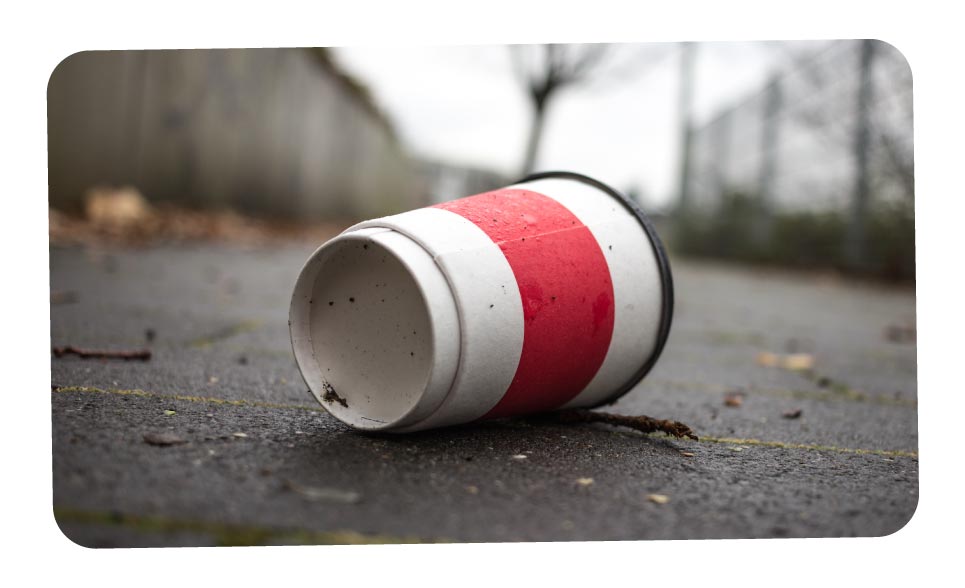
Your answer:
(434, 188), (615, 419)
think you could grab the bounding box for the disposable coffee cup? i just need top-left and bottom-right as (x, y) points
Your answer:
(290, 171), (673, 432)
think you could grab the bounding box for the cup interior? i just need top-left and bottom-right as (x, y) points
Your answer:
(290, 229), (456, 430)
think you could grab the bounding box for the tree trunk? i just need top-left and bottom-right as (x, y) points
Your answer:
(521, 102), (547, 177)
(846, 39), (875, 271)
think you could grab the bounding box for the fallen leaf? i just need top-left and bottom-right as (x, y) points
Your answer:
(163, 410), (176, 416)
(724, 391), (745, 407)
(647, 494), (670, 504)
(511, 454), (527, 460)
(681, 452), (695, 457)
(756, 351), (780, 367)
(465, 485), (479, 494)
(231, 432), (248, 438)
(782, 408), (803, 419)
(781, 353), (814, 371)
(576, 477), (594, 487)
(757, 351), (815, 371)
(84, 186), (153, 232)
(143, 432), (187, 446)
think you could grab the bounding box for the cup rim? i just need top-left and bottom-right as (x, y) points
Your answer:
(288, 228), (459, 431)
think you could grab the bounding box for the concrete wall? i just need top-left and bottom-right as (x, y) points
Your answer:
(47, 49), (425, 220)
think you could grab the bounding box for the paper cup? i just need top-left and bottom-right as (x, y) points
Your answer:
(290, 171), (674, 432)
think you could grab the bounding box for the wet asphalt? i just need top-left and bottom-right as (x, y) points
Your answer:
(49, 244), (918, 546)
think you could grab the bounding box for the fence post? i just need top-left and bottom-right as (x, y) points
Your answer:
(675, 42), (696, 217)
(846, 40), (875, 270)
(711, 112), (732, 200)
(755, 74), (782, 249)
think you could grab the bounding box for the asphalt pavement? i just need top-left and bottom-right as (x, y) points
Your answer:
(49, 243), (918, 546)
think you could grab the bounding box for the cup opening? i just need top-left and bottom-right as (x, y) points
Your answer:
(290, 229), (457, 430)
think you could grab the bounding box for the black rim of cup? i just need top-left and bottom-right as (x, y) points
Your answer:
(517, 170), (675, 408)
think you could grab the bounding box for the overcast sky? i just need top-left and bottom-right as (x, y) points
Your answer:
(333, 40), (832, 210)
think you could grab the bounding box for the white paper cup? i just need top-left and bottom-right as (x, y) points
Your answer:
(290, 171), (674, 432)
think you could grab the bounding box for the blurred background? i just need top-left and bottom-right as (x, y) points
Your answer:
(47, 40), (913, 280)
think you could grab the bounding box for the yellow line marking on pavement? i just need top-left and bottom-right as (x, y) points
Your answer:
(698, 435), (917, 458)
(643, 378), (917, 408)
(188, 319), (263, 348)
(53, 385), (918, 458)
(52, 385), (324, 413)
(54, 507), (439, 546)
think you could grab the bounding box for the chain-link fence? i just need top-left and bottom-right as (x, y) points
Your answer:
(676, 40), (913, 279)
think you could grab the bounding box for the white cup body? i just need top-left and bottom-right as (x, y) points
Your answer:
(290, 172), (674, 432)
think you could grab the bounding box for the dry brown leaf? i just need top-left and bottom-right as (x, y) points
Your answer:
(647, 494), (670, 504)
(724, 391), (745, 407)
(781, 353), (815, 371)
(756, 351), (780, 367)
(85, 186), (154, 232)
(51, 198), (348, 248)
(757, 351), (815, 371)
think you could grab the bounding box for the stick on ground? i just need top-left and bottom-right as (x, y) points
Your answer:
(544, 409), (699, 440)
(52, 346), (152, 361)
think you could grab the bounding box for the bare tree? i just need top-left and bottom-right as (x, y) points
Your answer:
(510, 44), (609, 176)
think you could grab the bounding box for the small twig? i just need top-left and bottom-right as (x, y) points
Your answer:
(52, 346), (152, 361)
(545, 408), (699, 441)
